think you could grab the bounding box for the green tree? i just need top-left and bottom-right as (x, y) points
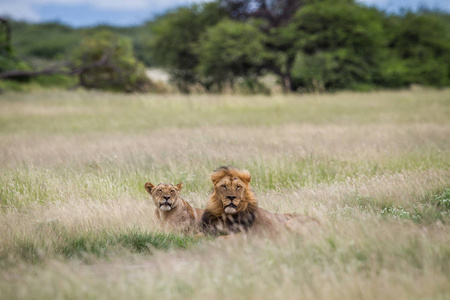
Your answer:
(381, 11), (450, 87)
(220, 0), (307, 92)
(291, 0), (385, 91)
(0, 18), (32, 83)
(149, 2), (225, 92)
(196, 20), (266, 91)
(11, 21), (80, 60)
(72, 30), (152, 92)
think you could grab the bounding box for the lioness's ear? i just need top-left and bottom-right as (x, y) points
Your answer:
(145, 182), (155, 194)
(175, 182), (183, 190)
(239, 170), (252, 184)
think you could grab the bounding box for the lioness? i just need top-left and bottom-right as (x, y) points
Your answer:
(201, 166), (318, 235)
(145, 182), (204, 233)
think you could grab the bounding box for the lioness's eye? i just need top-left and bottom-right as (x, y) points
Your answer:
(171, 190), (175, 193)
(221, 185), (227, 190)
(158, 189), (162, 193)
(236, 186), (241, 190)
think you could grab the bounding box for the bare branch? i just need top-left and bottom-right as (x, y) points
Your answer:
(0, 48), (113, 80)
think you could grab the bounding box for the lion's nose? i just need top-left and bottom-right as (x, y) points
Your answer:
(163, 196), (171, 200)
(227, 196), (236, 201)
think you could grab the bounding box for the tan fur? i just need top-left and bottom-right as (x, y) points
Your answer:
(145, 182), (204, 233)
(202, 166), (319, 235)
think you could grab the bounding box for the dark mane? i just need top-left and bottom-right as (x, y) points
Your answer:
(202, 203), (257, 235)
(202, 166), (258, 235)
(213, 165), (236, 172)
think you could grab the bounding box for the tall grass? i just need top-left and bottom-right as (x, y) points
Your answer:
(0, 88), (449, 299)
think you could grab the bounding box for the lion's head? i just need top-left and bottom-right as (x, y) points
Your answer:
(206, 166), (258, 216)
(145, 182), (183, 211)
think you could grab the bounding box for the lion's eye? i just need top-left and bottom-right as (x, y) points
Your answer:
(170, 190), (175, 193)
(158, 189), (162, 193)
(221, 185), (227, 190)
(236, 186), (242, 190)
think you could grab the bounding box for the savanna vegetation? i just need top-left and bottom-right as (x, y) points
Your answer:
(0, 88), (449, 299)
(1, 0), (449, 298)
(1, 0), (450, 93)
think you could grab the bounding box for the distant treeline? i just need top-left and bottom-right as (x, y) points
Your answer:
(2, 0), (450, 93)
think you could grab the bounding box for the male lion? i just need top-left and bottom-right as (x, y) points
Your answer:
(201, 166), (318, 235)
(145, 182), (204, 233)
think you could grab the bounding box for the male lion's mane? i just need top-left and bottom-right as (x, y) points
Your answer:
(202, 166), (258, 234)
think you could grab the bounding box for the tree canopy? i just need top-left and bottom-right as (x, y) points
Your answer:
(2, 1), (450, 93)
(149, 0), (450, 92)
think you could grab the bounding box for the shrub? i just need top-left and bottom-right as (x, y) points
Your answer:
(72, 30), (154, 93)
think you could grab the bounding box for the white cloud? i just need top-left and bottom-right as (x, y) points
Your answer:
(0, 1), (41, 21)
(358, 0), (391, 4)
(33, 0), (152, 11)
(0, 0), (208, 22)
(357, 0), (450, 11)
(1, 0), (447, 25)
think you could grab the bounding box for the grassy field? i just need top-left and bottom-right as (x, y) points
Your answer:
(0, 88), (449, 300)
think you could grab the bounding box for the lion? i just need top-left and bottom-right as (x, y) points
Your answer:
(145, 182), (204, 233)
(201, 166), (319, 236)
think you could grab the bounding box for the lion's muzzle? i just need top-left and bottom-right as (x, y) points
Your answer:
(224, 203), (237, 214)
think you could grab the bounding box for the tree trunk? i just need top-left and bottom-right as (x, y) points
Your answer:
(283, 53), (295, 93)
(0, 18), (12, 55)
(281, 73), (291, 93)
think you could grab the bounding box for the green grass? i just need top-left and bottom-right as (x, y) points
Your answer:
(2, 150), (449, 207)
(57, 230), (201, 260)
(1, 89), (449, 135)
(0, 88), (449, 299)
(2, 226), (203, 265)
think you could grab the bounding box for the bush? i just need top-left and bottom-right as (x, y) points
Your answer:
(72, 30), (154, 93)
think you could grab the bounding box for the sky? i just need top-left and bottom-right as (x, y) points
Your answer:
(0, 0), (449, 27)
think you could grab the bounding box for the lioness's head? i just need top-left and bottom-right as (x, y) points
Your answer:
(209, 166), (256, 215)
(145, 182), (183, 211)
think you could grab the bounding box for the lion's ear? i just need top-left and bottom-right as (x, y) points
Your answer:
(175, 182), (183, 190)
(145, 182), (155, 194)
(239, 170), (252, 184)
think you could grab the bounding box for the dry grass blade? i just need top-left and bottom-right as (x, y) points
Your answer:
(0, 88), (449, 299)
